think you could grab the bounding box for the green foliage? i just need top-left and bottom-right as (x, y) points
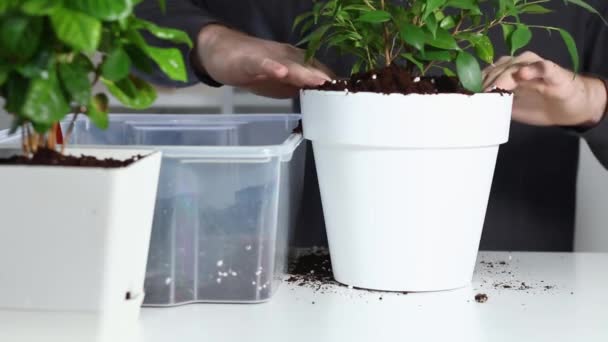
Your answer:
(295, 0), (603, 92)
(0, 0), (192, 142)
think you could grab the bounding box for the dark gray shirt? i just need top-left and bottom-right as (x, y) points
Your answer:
(138, 0), (608, 251)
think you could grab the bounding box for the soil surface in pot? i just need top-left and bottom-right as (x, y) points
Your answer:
(0, 148), (142, 168)
(309, 64), (505, 95)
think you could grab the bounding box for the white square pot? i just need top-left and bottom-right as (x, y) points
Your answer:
(301, 90), (513, 292)
(0, 148), (161, 329)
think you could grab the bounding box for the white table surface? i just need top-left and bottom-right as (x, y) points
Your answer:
(2, 252), (607, 342)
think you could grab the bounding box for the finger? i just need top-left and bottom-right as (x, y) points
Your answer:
(483, 52), (544, 87)
(487, 65), (519, 91)
(513, 60), (566, 86)
(311, 59), (336, 79)
(245, 56), (289, 80)
(283, 62), (327, 87)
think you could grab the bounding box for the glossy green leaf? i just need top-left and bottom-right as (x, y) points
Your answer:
(474, 35), (494, 64)
(0, 65), (9, 86)
(402, 53), (424, 74)
(124, 45), (156, 74)
(400, 24), (425, 51)
(87, 93), (109, 129)
(426, 28), (460, 50)
(101, 46), (131, 82)
(519, 4), (552, 14)
(443, 67), (456, 77)
(440, 16), (456, 30)
(50, 8), (101, 52)
(456, 51), (482, 92)
(22, 71), (70, 126)
(357, 10), (392, 23)
(501, 24), (515, 45)
(557, 28), (579, 72)
(418, 50), (454, 62)
(510, 24), (532, 55)
(65, 0), (132, 21)
(426, 14), (439, 37)
(103, 76), (156, 109)
(0, 16), (43, 61)
(144, 47), (187, 82)
(58, 55), (92, 105)
(565, 0), (608, 25)
(423, 0), (446, 20)
(446, 0), (478, 11)
(132, 18), (193, 48)
(21, 0), (63, 15)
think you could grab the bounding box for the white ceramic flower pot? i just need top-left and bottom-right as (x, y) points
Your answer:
(301, 90), (513, 291)
(0, 148), (161, 329)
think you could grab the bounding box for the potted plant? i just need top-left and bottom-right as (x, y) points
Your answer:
(297, 0), (600, 291)
(0, 0), (191, 327)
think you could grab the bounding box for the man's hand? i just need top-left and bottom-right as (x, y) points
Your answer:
(482, 51), (607, 127)
(193, 24), (333, 99)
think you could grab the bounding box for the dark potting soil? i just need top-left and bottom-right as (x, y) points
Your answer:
(475, 293), (488, 303)
(0, 148), (142, 168)
(310, 64), (508, 96)
(287, 252), (408, 296)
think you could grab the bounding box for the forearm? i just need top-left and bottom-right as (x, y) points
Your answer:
(578, 78), (608, 169)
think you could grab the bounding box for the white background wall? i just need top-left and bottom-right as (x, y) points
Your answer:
(1, 86), (606, 252)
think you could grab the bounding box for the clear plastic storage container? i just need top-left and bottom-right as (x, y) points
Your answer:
(0, 114), (305, 305)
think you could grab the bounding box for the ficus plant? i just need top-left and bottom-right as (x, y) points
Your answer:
(0, 0), (191, 155)
(295, 0), (605, 92)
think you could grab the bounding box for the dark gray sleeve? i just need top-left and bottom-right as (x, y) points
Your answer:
(134, 0), (223, 87)
(574, 2), (608, 170)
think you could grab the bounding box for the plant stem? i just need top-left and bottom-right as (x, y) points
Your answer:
(453, 12), (465, 34)
(380, 0), (391, 66)
(423, 61), (436, 75)
(61, 110), (81, 154)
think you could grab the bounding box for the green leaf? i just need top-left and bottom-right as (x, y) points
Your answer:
(0, 16), (43, 61)
(519, 4), (552, 14)
(443, 67), (456, 77)
(15, 47), (53, 79)
(126, 29), (188, 82)
(0, 65), (9, 86)
(22, 71), (70, 126)
(400, 24), (426, 51)
(510, 24), (532, 55)
(87, 93), (109, 130)
(157, 0), (166, 14)
(21, 0), (63, 15)
(58, 56), (92, 105)
(440, 16), (456, 30)
(557, 28), (579, 72)
(101, 46), (132, 82)
(474, 35), (494, 64)
(103, 76), (156, 109)
(446, 0), (478, 10)
(426, 28), (460, 50)
(4, 76), (28, 114)
(0, 0), (21, 14)
(65, 0), (132, 21)
(293, 12), (313, 31)
(426, 14), (439, 37)
(357, 10), (392, 23)
(402, 53), (425, 74)
(50, 8), (101, 53)
(418, 50), (454, 62)
(565, 0), (608, 25)
(144, 46), (188, 82)
(423, 0), (447, 20)
(501, 24), (515, 44)
(456, 51), (482, 92)
(124, 45), (155, 74)
(132, 18), (193, 48)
